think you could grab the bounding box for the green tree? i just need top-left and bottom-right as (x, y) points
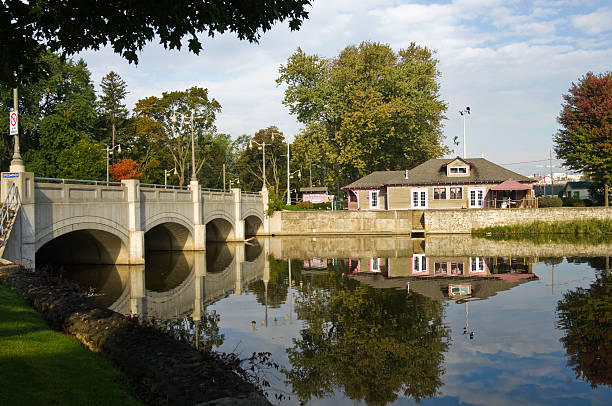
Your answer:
(285, 267), (449, 405)
(0, 52), (97, 176)
(233, 126), (288, 195)
(554, 72), (612, 206)
(56, 139), (105, 180)
(557, 271), (612, 388)
(277, 42), (448, 195)
(98, 71), (128, 161)
(132, 87), (221, 186)
(1, 0), (311, 86)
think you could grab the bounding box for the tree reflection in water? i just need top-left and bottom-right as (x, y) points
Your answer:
(285, 264), (450, 406)
(557, 264), (612, 388)
(155, 312), (224, 353)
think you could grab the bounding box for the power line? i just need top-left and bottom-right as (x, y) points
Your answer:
(500, 158), (562, 165)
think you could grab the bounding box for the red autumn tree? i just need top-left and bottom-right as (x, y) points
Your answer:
(554, 72), (612, 206)
(110, 158), (142, 181)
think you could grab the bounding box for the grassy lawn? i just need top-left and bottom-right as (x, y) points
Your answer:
(0, 283), (142, 406)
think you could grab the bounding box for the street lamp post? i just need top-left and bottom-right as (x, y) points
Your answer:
(249, 138), (273, 191)
(9, 71), (25, 173)
(459, 106), (470, 158)
(164, 167), (178, 188)
(104, 144), (121, 182)
(172, 110), (197, 182)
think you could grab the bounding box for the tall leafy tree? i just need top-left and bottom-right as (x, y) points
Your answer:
(0, 51), (98, 176)
(1, 0), (311, 86)
(554, 72), (612, 206)
(277, 42), (448, 194)
(132, 87), (221, 186)
(233, 126), (287, 195)
(98, 71), (128, 161)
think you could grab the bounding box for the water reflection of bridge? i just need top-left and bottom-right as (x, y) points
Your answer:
(89, 240), (269, 320)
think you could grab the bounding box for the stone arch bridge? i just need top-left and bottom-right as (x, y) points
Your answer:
(1, 172), (268, 268)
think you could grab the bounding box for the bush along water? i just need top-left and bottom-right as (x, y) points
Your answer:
(473, 219), (612, 240)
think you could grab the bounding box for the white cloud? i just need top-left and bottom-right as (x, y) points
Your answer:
(572, 7), (612, 34)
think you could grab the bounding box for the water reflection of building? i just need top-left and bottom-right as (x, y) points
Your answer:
(348, 255), (537, 302)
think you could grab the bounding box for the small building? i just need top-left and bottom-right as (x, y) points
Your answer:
(300, 186), (333, 204)
(342, 157), (535, 210)
(562, 181), (593, 200)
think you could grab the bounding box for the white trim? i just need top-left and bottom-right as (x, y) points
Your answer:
(370, 258), (381, 273)
(468, 187), (485, 208)
(411, 188), (428, 209)
(412, 254), (428, 275)
(469, 257), (487, 274)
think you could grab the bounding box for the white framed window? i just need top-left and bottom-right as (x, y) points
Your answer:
(468, 187), (485, 208)
(370, 190), (379, 209)
(412, 254), (428, 275)
(371, 258), (380, 273)
(411, 188), (427, 208)
(450, 186), (463, 199)
(469, 257), (486, 274)
(450, 166), (468, 174)
(433, 187), (446, 200)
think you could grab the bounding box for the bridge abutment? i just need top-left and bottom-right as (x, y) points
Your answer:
(1, 171), (36, 268)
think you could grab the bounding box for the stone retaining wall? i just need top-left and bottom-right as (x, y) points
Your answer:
(424, 207), (612, 234)
(269, 207), (612, 235)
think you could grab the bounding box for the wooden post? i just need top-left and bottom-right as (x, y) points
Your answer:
(605, 183), (609, 207)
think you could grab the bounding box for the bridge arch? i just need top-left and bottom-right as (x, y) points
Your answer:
(145, 221), (194, 251)
(36, 227), (129, 265)
(244, 215), (264, 237)
(205, 213), (236, 242)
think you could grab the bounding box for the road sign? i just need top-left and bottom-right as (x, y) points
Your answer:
(9, 111), (18, 136)
(2, 172), (19, 178)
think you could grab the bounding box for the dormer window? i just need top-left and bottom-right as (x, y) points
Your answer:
(450, 167), (467, 174)
(447, 165), (469, 176)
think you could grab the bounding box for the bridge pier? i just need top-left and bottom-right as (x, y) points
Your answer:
(129, 265), (147, 317)
(232, 188), (245, 241)
(192, 251), (206, 322)
(123, 179), (145, 264)
(190, 181), (206, 250)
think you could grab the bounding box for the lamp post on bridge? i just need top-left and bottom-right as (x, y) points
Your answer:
(104, 144), (121, 182)
(164, 167), (178, 188)
(9, 71), (25, 173)
(249, 137), (273, 191)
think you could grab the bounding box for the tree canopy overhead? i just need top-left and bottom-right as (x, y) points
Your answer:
(277, 42), (448, 192)
(1, 0), (311, 86)
(554, 72), (612, 205)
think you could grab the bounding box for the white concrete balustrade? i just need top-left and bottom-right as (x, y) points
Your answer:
(0, 172), (266, 269)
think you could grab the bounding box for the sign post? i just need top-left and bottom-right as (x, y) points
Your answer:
(9, 111), (18, 136)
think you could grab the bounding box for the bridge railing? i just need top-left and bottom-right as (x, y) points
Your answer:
(34, 177), (122, 187)
(140, 183), (189, 190)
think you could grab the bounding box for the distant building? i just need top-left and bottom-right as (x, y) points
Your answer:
(300, 186), (333, 204)
(562, 181), (593, 199)
(342, 157), (536, 210)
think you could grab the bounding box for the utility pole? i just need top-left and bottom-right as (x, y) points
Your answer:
(286, 142), (291, 205)
(223, 163), (226, 191)
(459, 107), (470, 159)
(10, 72), (25, 172)
(309, 162), (312, 188)
(550, 149), (554, 197)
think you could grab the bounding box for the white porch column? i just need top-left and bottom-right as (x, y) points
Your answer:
(122, 179), (145, 264)
(232, 188), (245, 241)
(190, 180), (206, 250)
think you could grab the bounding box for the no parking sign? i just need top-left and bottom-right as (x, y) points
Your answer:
(9, 111), (18, 135)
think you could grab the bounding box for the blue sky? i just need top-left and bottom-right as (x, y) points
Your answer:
(78, 0), (612, 176)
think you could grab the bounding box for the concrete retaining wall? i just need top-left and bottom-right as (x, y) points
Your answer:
(424, 207), (612, 234)
(269, 207), (612, 235)
(269, 210), (414, 235)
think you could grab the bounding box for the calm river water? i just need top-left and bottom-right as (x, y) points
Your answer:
(59, 236), (612, 405)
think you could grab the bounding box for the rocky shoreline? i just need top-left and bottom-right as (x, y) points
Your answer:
(0, 266), (271, 406)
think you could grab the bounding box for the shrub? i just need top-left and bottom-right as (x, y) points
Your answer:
(562, 197), (586, 207)
(538, 196), (562, 207)
(312, 202), (332, 210)
(297, 201), (314, 210)
(110, 158), (141, 181)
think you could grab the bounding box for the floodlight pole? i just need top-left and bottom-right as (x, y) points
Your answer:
(459, 107), (470, 159)
(286, 142), (291, 205)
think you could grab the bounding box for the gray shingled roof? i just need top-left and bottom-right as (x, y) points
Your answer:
(342, 157), (535, 189)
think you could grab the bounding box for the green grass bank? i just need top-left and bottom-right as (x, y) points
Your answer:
(473, 218), (612, 240)
(0, 282), (141, 406)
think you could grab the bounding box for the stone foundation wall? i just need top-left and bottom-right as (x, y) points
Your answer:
(424, 207), (612, 234)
